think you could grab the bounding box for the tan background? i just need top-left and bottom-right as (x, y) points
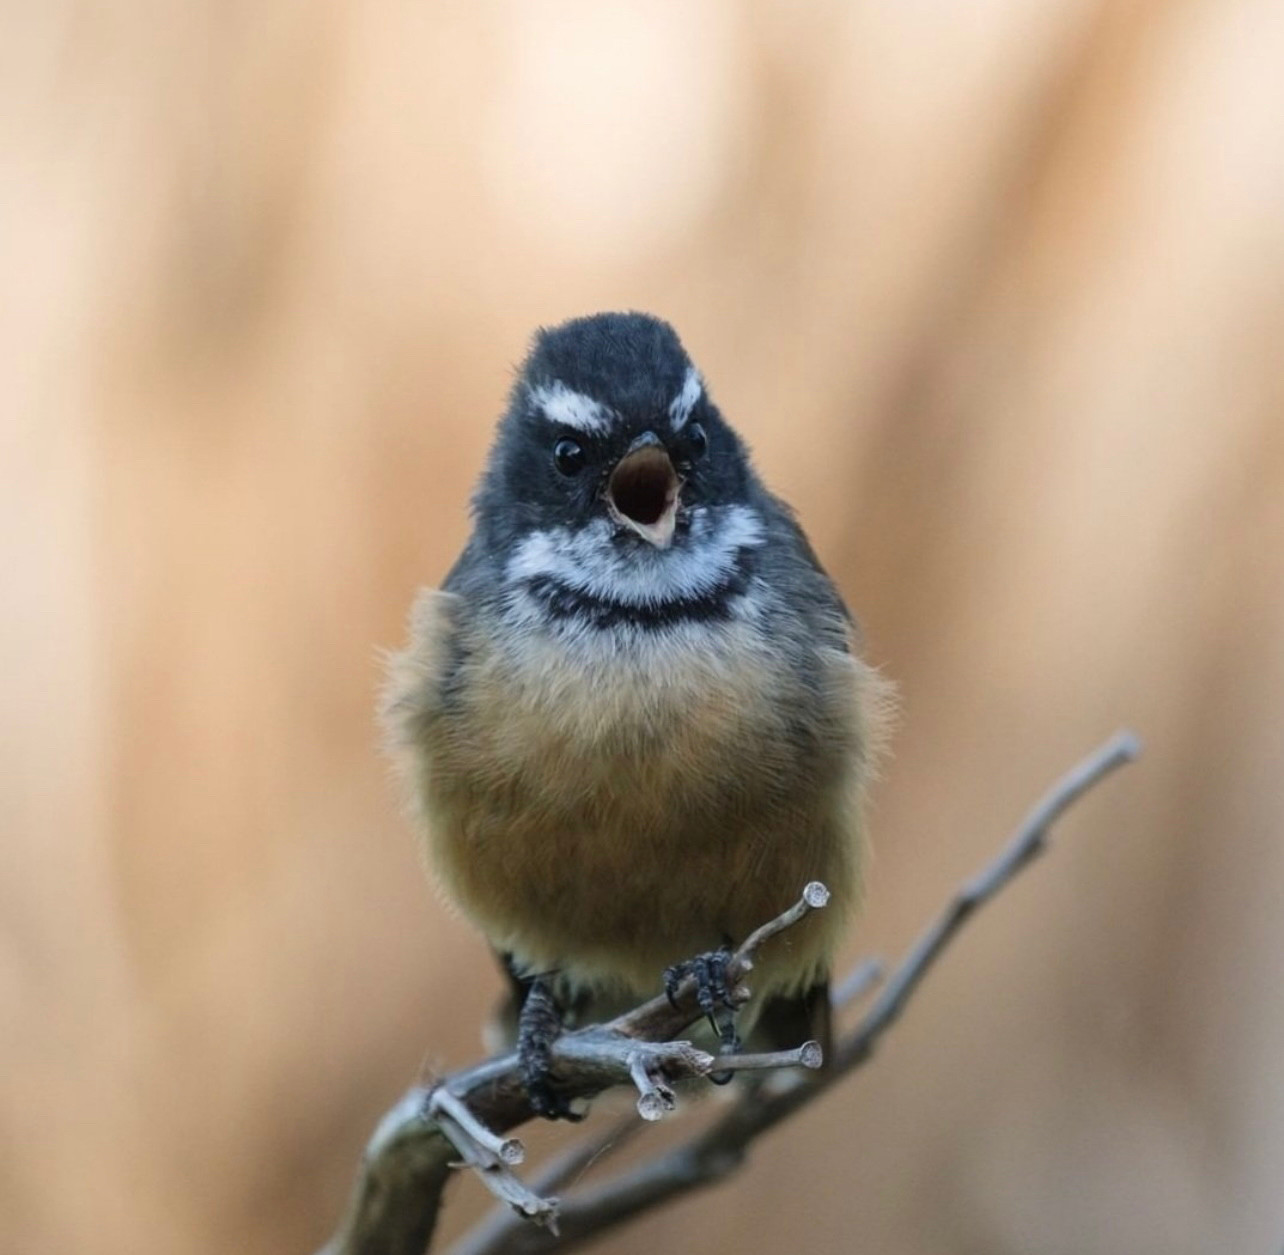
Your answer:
(4, 2), (1283, 1253)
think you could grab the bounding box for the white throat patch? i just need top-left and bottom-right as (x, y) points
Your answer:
(528, 381), (613, 435)
(505, 504), (765, 609)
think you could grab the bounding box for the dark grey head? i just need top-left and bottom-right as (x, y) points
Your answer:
(476, 312), (755, 547)
(470, 312), (771, 629)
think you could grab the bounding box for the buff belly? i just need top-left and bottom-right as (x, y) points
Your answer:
(385, 590), (872, 1008)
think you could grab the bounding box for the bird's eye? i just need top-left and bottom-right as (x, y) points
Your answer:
(553, 438), (586, 476)
(686, 422), (708, 461)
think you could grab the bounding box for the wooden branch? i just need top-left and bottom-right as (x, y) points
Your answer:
(834, 729), (1142, 1071)
(320, 731), (1140, 1255)
(318, 883), (831, 1255)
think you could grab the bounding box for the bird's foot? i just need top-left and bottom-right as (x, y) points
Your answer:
(517, 977), (584, 1121)
(663, 946), (742, 1083)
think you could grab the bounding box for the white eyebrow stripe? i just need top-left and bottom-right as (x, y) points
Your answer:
(668, 366), (703, 429)
(528, 381), (613, 434)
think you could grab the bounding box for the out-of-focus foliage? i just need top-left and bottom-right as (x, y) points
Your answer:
(3, 3), (1282, 1253)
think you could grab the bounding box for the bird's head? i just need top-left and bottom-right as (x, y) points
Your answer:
(473, 313), (767, 626)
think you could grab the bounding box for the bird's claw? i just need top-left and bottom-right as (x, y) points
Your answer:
(663, 946), (741, 1082)
(517, 977), (584, 1122)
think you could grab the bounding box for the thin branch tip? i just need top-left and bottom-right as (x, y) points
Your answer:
(737, 881), (831, 960)
(628, 1052), (678, 1122)
(430, 1088), (526, 1167)
(799, 1040), (824, 1069)
(1111, 728), (1143, 759)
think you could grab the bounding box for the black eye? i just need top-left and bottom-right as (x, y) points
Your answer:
(553, 438), (586, 476)
(686, 422), (708, 461)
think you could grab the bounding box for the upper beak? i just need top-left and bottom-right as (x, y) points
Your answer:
(605, 432), (681, 548)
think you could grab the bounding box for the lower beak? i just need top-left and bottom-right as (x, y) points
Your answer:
(606, 436), (681, 548)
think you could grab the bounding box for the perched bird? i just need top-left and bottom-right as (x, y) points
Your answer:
(383, 312), (887, 1115)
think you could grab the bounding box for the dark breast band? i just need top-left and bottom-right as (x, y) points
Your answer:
(518, 553), (757, 631)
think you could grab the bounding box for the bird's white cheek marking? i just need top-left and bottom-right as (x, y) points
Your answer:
(528, 381), (614, 434)
(668, 365), (703, 430)
(504, 505), (765, 607)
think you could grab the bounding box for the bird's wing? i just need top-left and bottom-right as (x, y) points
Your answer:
(758, 492), (857, 648)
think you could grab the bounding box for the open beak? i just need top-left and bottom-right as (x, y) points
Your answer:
(605, 432), (681, 548)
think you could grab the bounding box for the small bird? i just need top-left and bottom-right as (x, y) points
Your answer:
(383, 312), (887, 1116)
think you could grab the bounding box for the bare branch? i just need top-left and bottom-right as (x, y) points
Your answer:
(317, 1087), (452, 1255)
(738, 880), (831, 957)
(429, 1089), (525, 1167)
(832, 957), (885, 1010)
(318, 884), (829, 1255)
(709, 1041), (824, 1074)
(835, 728), (1141, 1069)
(321, 731), (1140, 1255)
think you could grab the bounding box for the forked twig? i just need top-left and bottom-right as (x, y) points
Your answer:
(319, 884), (830, 1255)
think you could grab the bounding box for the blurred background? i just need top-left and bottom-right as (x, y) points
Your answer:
(4, 2), (1283, 1252)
